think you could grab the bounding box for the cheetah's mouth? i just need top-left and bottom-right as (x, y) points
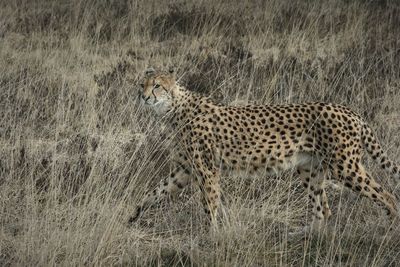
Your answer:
(144, 100), (159, 106)
(140, 97), (157, 106)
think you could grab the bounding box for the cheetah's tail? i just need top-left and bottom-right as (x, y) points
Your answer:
(362, 123), (400, 179)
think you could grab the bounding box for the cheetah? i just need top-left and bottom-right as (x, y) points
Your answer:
(130, 67), (400, 230)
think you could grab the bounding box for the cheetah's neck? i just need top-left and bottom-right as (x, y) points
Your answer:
(169, 85), (218, 127)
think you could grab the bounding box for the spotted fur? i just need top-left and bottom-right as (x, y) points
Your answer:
(130, 68), (399, 229)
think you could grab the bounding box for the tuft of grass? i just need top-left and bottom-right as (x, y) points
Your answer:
(1, 0), (400, 266)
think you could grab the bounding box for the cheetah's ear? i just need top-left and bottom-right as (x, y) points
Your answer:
(144, 67), (155, 77)
(168, 66), (176, 82)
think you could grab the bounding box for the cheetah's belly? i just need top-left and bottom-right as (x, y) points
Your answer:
(217, 151), (317, 177)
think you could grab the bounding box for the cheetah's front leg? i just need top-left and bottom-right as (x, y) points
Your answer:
(128, 164), (191, 224)
(190, 149), (221, 227)
(198, 171), (221, 227)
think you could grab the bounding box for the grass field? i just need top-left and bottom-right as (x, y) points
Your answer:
(1, 0), (400, 266)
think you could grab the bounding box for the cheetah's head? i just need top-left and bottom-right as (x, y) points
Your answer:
(139, 67), (178, 114)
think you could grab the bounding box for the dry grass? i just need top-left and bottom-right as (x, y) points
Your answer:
(1, 0), (400, 266)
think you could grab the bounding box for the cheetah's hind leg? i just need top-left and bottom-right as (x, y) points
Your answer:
(294, 165), (332, 234)
(335, 162), (399, 226)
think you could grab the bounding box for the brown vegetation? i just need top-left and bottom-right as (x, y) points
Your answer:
(1, 0), (400, 266)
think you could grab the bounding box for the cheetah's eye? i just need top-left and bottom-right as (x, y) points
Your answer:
(154, 84), (160, 89)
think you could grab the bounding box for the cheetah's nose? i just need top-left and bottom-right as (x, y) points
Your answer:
(141, 95), (150, 102)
